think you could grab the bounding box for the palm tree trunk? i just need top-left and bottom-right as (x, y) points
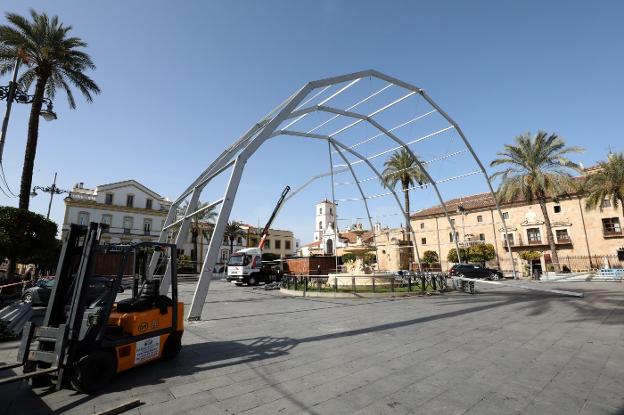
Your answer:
(19, 77), (47, 210)
(403, 180), (411, 243)
(229, 238), (233, 254)
(538, 197), (561, 272)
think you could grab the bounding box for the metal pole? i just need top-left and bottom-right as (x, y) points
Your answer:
(328, 141), (338, 272)
(46, 172), (57, 219)
(0, 59), (20, 164)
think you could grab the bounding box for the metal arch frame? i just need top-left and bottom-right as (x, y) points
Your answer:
(277, 130), (422, 271)
(161, 69), (516, 320)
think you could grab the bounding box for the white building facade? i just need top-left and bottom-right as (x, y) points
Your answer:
(62, 180), (171, 244)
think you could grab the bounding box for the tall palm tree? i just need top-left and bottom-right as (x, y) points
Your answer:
(0, 10), (100, 209)
(584, 152), (624, 216)
(224, 221), (245, 255)
(381, 148), (428, 244)
(177, 201), (218, 272)
(490, 132), (583, 272)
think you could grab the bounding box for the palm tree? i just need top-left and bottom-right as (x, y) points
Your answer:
(224, 221), (245, 255)
(177, 201), (218, 272)
(0, 10), (100, 210)
(381, 148), (428, 244)
(584, 152), (624, 216)
(490, 132), (583, 272)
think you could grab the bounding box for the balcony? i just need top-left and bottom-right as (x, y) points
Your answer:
(503, 236), (572, 250)
(603, 230), (623, 238)
(66, 192), (96, 202)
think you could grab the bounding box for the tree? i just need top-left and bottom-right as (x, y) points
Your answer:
(0, 206), (57, 278)
(447, 247), (467, 264)
(584, 152), (624, 217)
(177, 201), (217, 272)
(467, 243), (496, 265)
(341, 252), (356, 263)
(224, 221), (245, 254)
(382, 149), (428, 251)
(490, 132), (583, 272)
(0, 10), (100, 210)
(421, 250), (439, 265)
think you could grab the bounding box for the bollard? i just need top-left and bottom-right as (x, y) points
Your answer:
(303, 277), (308, 294)
(317, 278), (321, 293)
(408, 277), (412, 292)
(391, 278), (395, 293)
(334, 277), (337, 293)
(294, 278), (298, 291)
(352, 276), (356, 294)
(372, 277), (376, 293)
(432, 276), (437, 291)
(421, 275), (426, 294)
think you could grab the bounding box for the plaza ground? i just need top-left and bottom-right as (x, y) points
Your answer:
(0, 279), (623, 414)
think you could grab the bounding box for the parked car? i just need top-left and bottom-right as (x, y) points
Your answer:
(448, 264), (503, 280)
(22, 276), (115, 307)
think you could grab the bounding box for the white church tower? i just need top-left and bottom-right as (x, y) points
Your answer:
(314, 199), (336, 242)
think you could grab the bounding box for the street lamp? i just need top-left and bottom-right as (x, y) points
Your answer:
(0, 59), (57, 164)
(30, 172), (69, 219)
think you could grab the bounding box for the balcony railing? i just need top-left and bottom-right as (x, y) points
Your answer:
(67, 192), (96, 202)
(603, 229), (623, 237)
(503, 237), (572, 249)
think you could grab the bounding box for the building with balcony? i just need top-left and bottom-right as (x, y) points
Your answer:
(62, 180), (171, 243)
(410, 188), (624, 273)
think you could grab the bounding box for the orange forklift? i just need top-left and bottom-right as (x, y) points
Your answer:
(0, 222), (184, 393)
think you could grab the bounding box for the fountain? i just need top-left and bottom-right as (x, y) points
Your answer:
(328, 225), (394, 288)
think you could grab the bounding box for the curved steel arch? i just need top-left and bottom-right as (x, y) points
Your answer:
(156, 70), (516, 320)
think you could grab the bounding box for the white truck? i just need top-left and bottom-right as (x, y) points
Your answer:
(226, 186), (290, 286)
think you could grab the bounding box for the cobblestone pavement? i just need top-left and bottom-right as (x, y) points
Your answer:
(0, 280), (622, 414)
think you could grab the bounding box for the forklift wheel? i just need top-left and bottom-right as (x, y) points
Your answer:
(70, 349), (116, 394)
(162, 332), (182, 360)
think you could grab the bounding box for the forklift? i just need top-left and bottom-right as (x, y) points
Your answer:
(0, 222), (184, 393)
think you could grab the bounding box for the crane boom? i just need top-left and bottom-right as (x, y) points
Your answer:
(258, 185), (290, 250)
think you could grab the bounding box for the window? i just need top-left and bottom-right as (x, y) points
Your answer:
(146, 198), (153, 209)
(527, 228), (542, 244)
(265, 239), (270, 249)
(554, 205), (561, 213)
(78, 211), (89, 226)
(101, 214), (112, 226)
(450, 219), (456, 226)
(502, 212), (509, 220)
(223, 235), (228, 243)
(420, 222), (425, 229)
(123, 216), (133, 234)
(319, 221), (323, 230)
(477, 215), (483, 223)
(329, 208), (332, 215)
(275, 240), (281, 249)
(602, 218), (622, 236)
(479, 233), (485, 241)
(285, 240), (291, 250)
(319, 207), (323, 214)
(105, 193), (113, 205)
(126, 194), (134, 208)
(143, 219), (152, 235)
(421, 237), (427, 245)
(601, 198), (611, 208)
(449, 231), (458, 242)
(237, 236), (242, 244)
(556, 229), (570, 242)
(504, 233), (515, 246)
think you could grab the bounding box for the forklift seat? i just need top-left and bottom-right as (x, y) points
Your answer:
(116, 279), (173, 314)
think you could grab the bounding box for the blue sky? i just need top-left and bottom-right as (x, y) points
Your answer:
(0, 1), (622, 243)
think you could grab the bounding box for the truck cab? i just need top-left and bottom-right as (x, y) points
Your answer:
(226, 247), (262, 285)
(226, 247), (282, 286)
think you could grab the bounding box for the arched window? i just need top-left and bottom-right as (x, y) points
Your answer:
(326, 239), (333, 255)
(319, 207), (323, 214)
(319, 221), (323, 230)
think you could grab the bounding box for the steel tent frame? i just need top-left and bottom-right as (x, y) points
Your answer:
(152, 70), (517, 320)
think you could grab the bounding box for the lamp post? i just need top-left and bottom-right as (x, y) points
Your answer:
(30, 172), (69, 219)
(0, 59), (57, 164)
